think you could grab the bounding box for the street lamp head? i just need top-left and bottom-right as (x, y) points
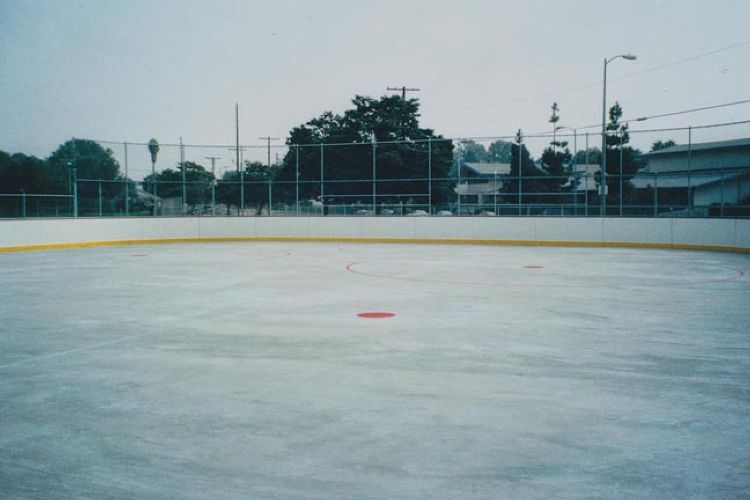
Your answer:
(622, 54), (637, 61)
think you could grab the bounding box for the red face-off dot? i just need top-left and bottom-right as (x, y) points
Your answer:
(357, 312), (396, 319)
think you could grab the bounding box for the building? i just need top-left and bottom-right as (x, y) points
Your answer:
(567, 163), (601, 199)
(455, 162), (510, 205)
(632, 138), (750, 212)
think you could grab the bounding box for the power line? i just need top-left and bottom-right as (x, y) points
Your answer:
(609, 39), (750, 84)
(432, 38), (750, 114)
(572, 98), (750, 131)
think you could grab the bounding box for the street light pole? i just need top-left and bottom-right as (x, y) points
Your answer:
(601, 53), (637, 217)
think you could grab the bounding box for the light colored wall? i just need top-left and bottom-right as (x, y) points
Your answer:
(1, 217), (749, 252)
(694, 175), (750, 206)
(647, 149), (750, 173)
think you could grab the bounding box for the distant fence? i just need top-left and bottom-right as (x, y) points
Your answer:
(3, 120), (750, 219)
(1, 169), (748, 219)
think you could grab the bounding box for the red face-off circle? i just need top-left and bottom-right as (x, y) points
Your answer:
(357, 312), (396, 319)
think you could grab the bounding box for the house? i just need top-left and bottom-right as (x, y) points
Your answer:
(567, 163), (601, 199)
(455, 162), (511, 204)
(631, 138), (750, 210)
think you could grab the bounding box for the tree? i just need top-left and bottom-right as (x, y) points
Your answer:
(488, 140), (512, 163)
(503, 130), (547, 205)
(143, 161), (214, 206)
(539, 103), (572, 202)
(650, 139), (676, 152)
(0, 150), (58, 193)
(47, 139), (125, 213)
(215, 161), (278, 215)
(594, 102), (643, 207)
(275, 95), (454, 209)
(575, 147), (601, 165)
(459, 140), (488, 163)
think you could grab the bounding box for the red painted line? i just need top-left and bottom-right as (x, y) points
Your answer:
(523, 265), (544, 269)
(358, 312), (396, 319)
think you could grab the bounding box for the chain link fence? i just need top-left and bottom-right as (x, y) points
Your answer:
(2, 122), (749, 219)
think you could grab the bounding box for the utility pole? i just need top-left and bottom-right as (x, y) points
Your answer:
(387, 86), (420, 100)
(206, 156), (221, 216)
(258, 136), (280, 170)
(258, 137), (280, 216)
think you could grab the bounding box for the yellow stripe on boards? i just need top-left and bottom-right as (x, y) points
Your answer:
(0, 237), (748, 254)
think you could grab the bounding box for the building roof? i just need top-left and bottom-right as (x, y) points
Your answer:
(463, 162), (512, 176)
(631, 170), (750, 189)
(456, 180), (503, 195)
(567, 164), (600, 192)
(646, 137), (750, 157)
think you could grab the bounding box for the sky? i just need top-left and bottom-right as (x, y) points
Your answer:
(2, 0), (750, 177)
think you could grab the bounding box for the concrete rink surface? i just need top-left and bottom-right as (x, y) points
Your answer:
(0, 242), (748, 499)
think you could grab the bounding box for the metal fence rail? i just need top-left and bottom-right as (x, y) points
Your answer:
(3, 121), (750, 219)
(2, 168), (748, 219)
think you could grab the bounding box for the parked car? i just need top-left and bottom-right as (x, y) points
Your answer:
(406, 209), (429, 216)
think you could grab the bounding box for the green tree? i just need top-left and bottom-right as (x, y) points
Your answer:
(503, 130), (547, 205)
(594, 102), (643, 207)
(650, 139), (676, 152)
(47, 139), (126, 213)
(0, 150), (58, 193)
(275, 95), (454, 208)
(216, 161), (278, 215)
(143, 161), (214, 206)
(575, 147), (601, 164)
(488, 140), (512, 163)
(459, 140), (488, 163)
(539, 103), (572, 202)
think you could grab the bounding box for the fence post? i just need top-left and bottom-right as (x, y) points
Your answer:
(372, 137), (376, 213)
(212, 180), (216, 216)
(720, 168), (725, 217)
(428, 138), (432, 214)
(584, 133), (589, 217)
(688, 125), (693, 209)
(240, 165), (245, 216)
(518, 137), (523, 216)
(98, 180), (103, 217)
(21, 190), (26, 218)
(619, 131), (624, 216)
(295, 144), (300, 214)
(320, 143), (325, 216)
(572, 129), (578, 216)
(268, 179), (272, 216)
(73, 168), (78, 218)
(124, 142), (129, 216)
(456, 140), (461, 215)
(180, 137), (186, 216)
(653, 173), (658, 217)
